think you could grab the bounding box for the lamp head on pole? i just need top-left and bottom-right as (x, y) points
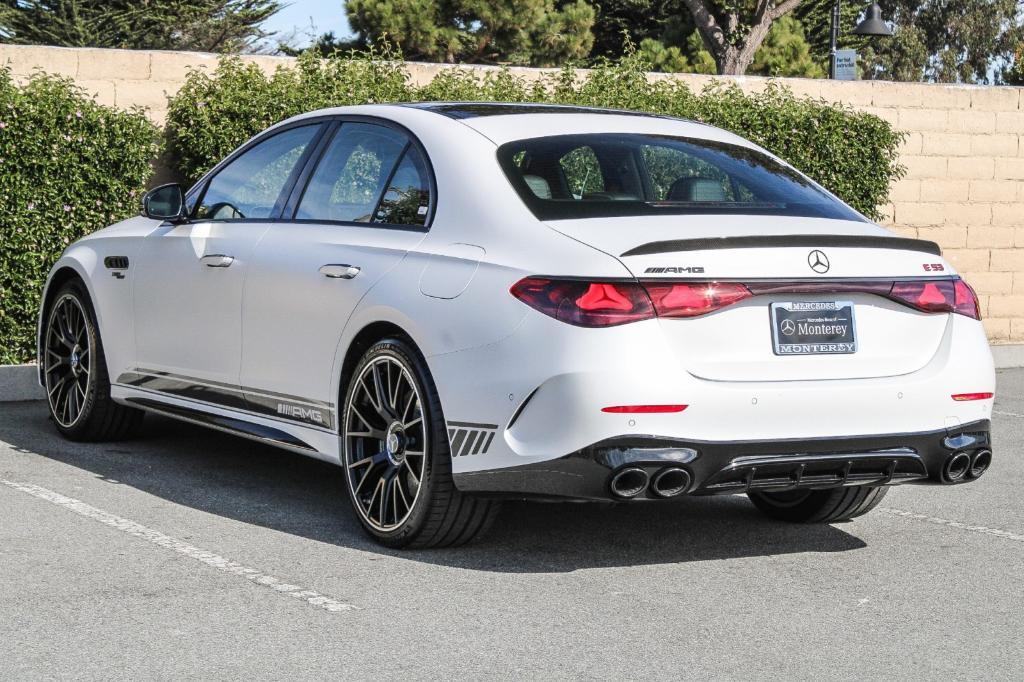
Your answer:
(852, 3), (893, 37)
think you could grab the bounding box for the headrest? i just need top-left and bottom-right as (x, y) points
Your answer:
(667, 177), (727, 202)
(523, 174), (552, 199)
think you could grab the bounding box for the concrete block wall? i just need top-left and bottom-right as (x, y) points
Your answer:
(2, 45), (1023, 343)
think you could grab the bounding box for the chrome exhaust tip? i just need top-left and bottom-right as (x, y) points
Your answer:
(609, 467), (649, 498)
(943, 452), (972, 483)
(650, 467), (692, 498)
(968, 449), (992, 479)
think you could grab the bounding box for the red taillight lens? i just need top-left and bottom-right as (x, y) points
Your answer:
(512, 276), (983, 327)
(889, 279), (955, 313)
(953, 279), (981, 320)
(509, 278), (655, 327)
(888, 278), (980, 319)
(643, 282), (752, 318)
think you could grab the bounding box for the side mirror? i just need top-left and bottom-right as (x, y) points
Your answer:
(142, 183), (186, 222)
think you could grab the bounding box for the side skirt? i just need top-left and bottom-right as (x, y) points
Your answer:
(121, 394), (333, 460)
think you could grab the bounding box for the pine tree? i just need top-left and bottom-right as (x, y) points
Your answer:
(344, 0), (596, 66)
(0, 0), (282, 53)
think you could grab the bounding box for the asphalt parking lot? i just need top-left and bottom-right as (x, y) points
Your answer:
(2, 371), (1023, 680)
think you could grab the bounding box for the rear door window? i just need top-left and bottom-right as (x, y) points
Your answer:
(294, 122), (434, 227)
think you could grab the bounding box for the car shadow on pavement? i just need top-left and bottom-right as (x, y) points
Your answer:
(1, 404), (867, 572)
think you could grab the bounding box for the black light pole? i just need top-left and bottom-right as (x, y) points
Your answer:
(829, 2), (893, 79)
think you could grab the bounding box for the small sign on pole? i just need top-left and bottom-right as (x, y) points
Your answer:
(833, 49), (857, 80)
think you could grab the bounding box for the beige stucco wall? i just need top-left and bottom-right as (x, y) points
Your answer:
(3, 44), (1023, 343)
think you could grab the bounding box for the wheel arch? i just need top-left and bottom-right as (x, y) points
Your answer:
(336, 321), (419, 411)
(36, 262), (94, 385)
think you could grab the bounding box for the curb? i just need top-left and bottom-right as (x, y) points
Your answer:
(0, 364), (43, 402)
(992, 344), (1024, 371)
(2, 344), (1024, 402)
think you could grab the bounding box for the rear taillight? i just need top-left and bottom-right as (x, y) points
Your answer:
(643, 282), (752, 318)
(509, 278), (654, 327)
(511, 276), (982, 326)
(953, 279), (981, 319)
(888, 278), (980, 320)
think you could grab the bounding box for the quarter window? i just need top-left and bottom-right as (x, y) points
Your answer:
(297, 122), (431, 226)
(374, 147), (431, 226)
(196, 124), (320, 221)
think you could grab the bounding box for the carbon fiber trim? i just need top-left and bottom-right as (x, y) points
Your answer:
(621, 235), (942, 257)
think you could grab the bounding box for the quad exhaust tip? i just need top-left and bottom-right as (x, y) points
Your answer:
(609, 467), (649, 498)
(943, 452), (972, 482)
(968, 449), (992, 479)
(650, 467), (692, 498)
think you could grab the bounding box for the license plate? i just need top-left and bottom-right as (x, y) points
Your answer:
(771, 301), (857, 355)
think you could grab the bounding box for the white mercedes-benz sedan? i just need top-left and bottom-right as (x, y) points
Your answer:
(38, 103), (995, 547)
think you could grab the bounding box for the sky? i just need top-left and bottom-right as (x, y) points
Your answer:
(263, 0), (353, 47)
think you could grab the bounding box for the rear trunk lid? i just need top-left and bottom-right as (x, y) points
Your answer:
(545, 216), (953, 382)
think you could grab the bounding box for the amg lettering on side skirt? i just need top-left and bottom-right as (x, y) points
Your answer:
(277, 403), (325, 425)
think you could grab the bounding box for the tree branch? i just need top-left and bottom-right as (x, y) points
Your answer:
(770, 0), (802, 21)
(679, 0), (726, 52)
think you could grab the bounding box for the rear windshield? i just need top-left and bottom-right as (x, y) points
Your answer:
(497, 133), (864, 222)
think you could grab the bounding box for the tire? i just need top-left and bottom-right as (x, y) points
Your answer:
(747, 485), (888, 523)
(42, 280), (144, 442)
(341, 337), (500, 548)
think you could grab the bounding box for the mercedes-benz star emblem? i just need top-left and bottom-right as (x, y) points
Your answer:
(780, 319), (797, 335)
(808, 249), (830, 274)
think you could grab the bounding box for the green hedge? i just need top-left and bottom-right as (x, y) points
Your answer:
(167, 50), (905, 220)
(1, 50), (905, 365)
(0, 68), (160, 364)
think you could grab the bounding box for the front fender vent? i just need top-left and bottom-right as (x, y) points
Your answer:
(104, 256), (129, 270)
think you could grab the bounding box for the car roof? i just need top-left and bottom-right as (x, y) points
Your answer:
(282, 102), (759, 152)
(395, 101), (683, 121)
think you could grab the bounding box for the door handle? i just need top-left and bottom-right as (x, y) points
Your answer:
(319, 264), (361, 279)
(201, 254), (234, 268)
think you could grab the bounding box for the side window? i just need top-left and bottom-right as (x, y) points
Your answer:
(196, 124), (320, 220)
(296, 123), (408, 223)
(373, 146), (430, 226)
(559, 147), (604, 198)
(641, 145), (745, 202)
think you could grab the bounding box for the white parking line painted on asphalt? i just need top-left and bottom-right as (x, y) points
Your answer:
(0, 479), (360, 613)
(879, 507), (1024, 543)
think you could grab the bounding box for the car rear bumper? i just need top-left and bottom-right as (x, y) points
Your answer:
(453, 419), (992, 501)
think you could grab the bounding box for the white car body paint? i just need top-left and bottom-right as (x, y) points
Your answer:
(38, 103), (995, 499)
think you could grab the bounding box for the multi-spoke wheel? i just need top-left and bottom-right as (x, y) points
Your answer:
(43, 281), (143, 441)
(342, 338), (499, 548)
(345, 354), (426, 531)
(45, 293), (92, 429)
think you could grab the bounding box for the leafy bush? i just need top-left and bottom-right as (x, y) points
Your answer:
(0, 68), (159, 364)
(1, 50), (904, 365)
(167, 49), (905, 222)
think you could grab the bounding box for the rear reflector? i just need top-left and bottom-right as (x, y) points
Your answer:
(511, 276), (982, 326)
(951, 392), (994, 401)
(601, 405), (688, 413)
